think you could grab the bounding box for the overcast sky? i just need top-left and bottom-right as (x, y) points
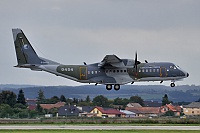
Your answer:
(0, 0), (199, 86)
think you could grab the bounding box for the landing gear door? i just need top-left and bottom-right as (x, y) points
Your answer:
(80, 66), (87, 80)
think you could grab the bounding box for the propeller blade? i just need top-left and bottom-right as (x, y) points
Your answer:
(134, 51), (138, 71)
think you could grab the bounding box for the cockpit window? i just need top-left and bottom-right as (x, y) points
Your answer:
(176, 65), (181, 69)
(170, 65), (177, 70)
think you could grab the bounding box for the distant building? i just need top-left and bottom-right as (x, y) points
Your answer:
(26, 98), (37, 105)
(58, 105), (80, 117)
(182, 102), (200, 116)
(90, 106), (125, 118)
(160, 103), (181, 116)
(126, 107), (160, 117)
(40, 102), (65, 110)
(144, 101), (162, 107)
(120, 110), (136, 118)
(26, 99), (37, 110)
(127, 103), (142, 108)
(77, 106), (95, 117)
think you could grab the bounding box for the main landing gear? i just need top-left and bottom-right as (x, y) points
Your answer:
(170, 82), (175, 87)
(106, 84), (120, 91)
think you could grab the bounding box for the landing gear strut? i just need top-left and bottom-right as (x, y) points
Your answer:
(170, 82), (175, 87)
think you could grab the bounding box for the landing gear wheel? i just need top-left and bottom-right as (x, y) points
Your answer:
(114, 84), (120, 91)
(170, 83), (175, 87)
(106, 84), (112, 90)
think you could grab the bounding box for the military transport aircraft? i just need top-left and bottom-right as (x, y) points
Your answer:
(12, 29), (189, 90)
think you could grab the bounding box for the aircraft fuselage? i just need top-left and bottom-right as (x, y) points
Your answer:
(12, 28), (189, 91)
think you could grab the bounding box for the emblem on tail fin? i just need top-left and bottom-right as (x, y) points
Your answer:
(23, 44), (29, 49)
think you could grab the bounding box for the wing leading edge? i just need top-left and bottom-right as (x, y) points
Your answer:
(98, 55), (122, 68)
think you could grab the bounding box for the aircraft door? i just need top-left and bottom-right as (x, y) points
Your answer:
(160, 67), (167, 77)
(80, 66), (87, 80)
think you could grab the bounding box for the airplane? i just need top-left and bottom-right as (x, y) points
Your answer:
(12, 28), (189, 91)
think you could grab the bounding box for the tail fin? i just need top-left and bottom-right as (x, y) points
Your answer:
(12, 29), (43, 66)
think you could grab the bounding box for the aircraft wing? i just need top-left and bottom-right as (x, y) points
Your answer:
(98, 55), (122, 68)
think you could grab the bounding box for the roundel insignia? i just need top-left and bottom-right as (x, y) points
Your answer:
(23, 44), (29, 49)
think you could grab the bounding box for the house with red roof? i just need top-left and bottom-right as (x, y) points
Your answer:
(160, 103), (181, 116)
(40, 102), (65, 110)
(90, 106), (125, 118)
(26, 99), (37, 110)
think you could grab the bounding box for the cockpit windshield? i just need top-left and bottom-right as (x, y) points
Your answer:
(170, 64), (180, 70)
(170, 64), (181, 70)
(175, 65), (181, 70)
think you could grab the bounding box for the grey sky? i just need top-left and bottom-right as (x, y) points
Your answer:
(0, 0), (199, 86)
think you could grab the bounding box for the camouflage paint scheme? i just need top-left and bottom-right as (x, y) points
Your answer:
(12, 29), (189, 90)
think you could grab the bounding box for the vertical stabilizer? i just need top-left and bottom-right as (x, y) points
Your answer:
(12, 29), (43, 66)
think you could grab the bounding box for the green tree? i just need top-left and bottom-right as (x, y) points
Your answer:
(17, 89), (26, 105)
(162, 94), (170, 106)
(86, 95), (91, 103)
(73, 98), (79, 104)
(0, 90), (16, 107)
(113, 97), (124, 105)
(48, 96), (60, 104)
(113, 97), (129, 108)
(129, 95), (144, 106)
(93, 95), (109, 107)
(66, 98), (73, 105)
(196, 98), (200, 102)
(36, 104), (44, 114)
(37, 89), (45, 103)
(60, 95), (66, 102)
(14, 103), (27, 109)
(0, 104), (14, 118)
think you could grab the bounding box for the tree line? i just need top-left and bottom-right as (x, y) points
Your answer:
(0, 88), (176, 118)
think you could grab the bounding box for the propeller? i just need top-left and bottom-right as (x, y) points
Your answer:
(134, 51), (138, 71)
(134, 51), (141, 76)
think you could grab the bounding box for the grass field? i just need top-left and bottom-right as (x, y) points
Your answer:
(0, 130), (199, 133)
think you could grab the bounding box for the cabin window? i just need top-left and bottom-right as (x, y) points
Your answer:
(120, 70), (123, 72)
(153, 69), (156, 72)
(146, 69), (148, 72)
(149, 69), (152, 72)
(113, 70), (116, 73)
(91, 71), (94, 74)
(124, 70), (127, 72)
(105, 70), (108, 73)
(88, 71), (90, 74)
(95, 71), (98, 74)
(139, 69), (141, 72)
(109, 70), (112, 73)
(142, 69), (145, 72)
(157, 69), (159, 72)
(117, 70), (119, 73)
